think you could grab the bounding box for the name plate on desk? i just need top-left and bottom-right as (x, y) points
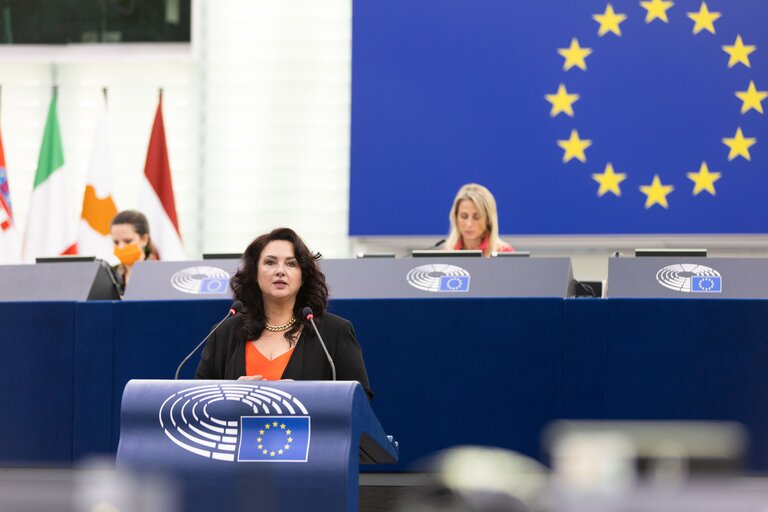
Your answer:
(123, 257), (575, 300)
(607, 258), (768, 298)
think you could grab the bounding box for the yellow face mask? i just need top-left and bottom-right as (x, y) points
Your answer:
(114, 244), (144, 266)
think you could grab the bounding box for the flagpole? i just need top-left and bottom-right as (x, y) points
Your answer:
(52, 62), (59, 97)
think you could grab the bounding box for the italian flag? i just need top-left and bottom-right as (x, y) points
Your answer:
(22, 90), (77, 262)
(77, 93), (118, 262)
(139, 92), (185, 260)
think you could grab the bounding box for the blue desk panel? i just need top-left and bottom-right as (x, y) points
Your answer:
(0, 302), (76, 463)
(73, 301), (115, 458)
(5, 298), (768, 471)
(330, 298), (564, 469)
(604, 299), (768, 469)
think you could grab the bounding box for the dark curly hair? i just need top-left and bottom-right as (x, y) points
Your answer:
(231, 227), (328, 344)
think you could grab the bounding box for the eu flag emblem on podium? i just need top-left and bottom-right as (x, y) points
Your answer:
(439, 275), (470, 292)
(200, 278), (229, 294)
(691, 276), (722, 293)
(238, 416), (310, 462)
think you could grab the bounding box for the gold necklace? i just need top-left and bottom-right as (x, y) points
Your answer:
(264, 317), (296, 332)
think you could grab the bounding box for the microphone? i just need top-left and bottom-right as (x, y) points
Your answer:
(431, 239), (446, 249)
(174, 300), (243, 379)
(302, 306), (336, 381)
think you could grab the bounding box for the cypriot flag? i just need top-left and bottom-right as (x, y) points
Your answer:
(78, 93), (118, 262)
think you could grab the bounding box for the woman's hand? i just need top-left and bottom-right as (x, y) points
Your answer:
(237, 374), (265, 381)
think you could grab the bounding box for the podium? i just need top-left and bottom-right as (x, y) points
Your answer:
(117, 380), (398, 512)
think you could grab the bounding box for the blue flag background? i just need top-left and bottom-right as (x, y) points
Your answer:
(350, 0), (768, 235)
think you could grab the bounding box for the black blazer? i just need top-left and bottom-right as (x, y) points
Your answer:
(195, 312), (373, 399)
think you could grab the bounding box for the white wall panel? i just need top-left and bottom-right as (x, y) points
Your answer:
(201, 0), (353, 257)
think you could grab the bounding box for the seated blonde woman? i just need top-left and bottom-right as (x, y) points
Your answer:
(446, 183), (514, 257)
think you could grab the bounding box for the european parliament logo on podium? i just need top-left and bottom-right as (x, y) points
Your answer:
(159, 384), (312, 462)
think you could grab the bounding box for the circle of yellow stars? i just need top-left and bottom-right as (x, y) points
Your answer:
(256, 420), (293, 457)
(545, 1), (764, 209)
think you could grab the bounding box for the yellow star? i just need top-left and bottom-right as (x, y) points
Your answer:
(592, 163), (627, 197)
(557, 130), (592, 163)
(687, 2), (720, 35)
(639, 175), (674, 209)
(265, 424), (270, 429)
(284, 444), (290, 450)
(286, 429), (292, 435)
(545, 84), (580, 117)
(640, 0), (674, 23)
(257, 444), (263, 449)
(270, 451), (276, 456)
(735, 81), (767, 114)
(262, 449), (268, 455)
(273, 421), (278, 427)
(722, 35), (756, 68)
(593, 4), (628, 36)
(558, 38), (593, 71)
(256, 437), (262, 443)
(259, 430), (264, 435)
(686, 162), (721, 196)
(278, 449), (284, 455)
(280, 424), (286, 429)
(722, 127), (757, 161)
(288, 437), (293, 443)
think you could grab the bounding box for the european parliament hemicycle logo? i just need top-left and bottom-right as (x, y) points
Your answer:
(406, 264), (471, 293)
(656, 263), (723, 293)
(170, 266), (231, 295)
(159, 384), (311, 462)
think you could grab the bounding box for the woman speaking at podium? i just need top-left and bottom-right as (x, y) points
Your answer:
(195, 227), (373, 399)
(446, 183), (514, 257)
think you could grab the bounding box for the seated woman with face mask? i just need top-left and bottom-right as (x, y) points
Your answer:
(110, 210), (158, 296)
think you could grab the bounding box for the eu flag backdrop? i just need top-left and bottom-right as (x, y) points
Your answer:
(349, 0), (768, 235)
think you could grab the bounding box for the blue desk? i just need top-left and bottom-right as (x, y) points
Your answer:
(4, 298), (768, 470)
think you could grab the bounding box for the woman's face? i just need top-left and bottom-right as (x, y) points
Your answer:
(257, 240), (303, 304)
(456, 199), (487, 244)
(111, 223), (148, 265)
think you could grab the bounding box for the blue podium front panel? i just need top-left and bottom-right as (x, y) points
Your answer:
(118, 380), (396, 512)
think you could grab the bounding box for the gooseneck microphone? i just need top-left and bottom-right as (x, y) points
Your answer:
(302, 306), (336, 381)
(174, 300), (243, 379)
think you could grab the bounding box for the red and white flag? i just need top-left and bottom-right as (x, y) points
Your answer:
(22, 90), (78, 262)
(78, 93), (118, 262)
(139, 92), (185, 260)
(0, 122), (21, 264)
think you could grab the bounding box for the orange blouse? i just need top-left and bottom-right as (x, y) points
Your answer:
(245, 343), (295, 380)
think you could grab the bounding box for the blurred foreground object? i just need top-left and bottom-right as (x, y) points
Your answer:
(544, 420), (747, 491)
(0, 459), (177, 512)
(397, 446), (549, 512)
